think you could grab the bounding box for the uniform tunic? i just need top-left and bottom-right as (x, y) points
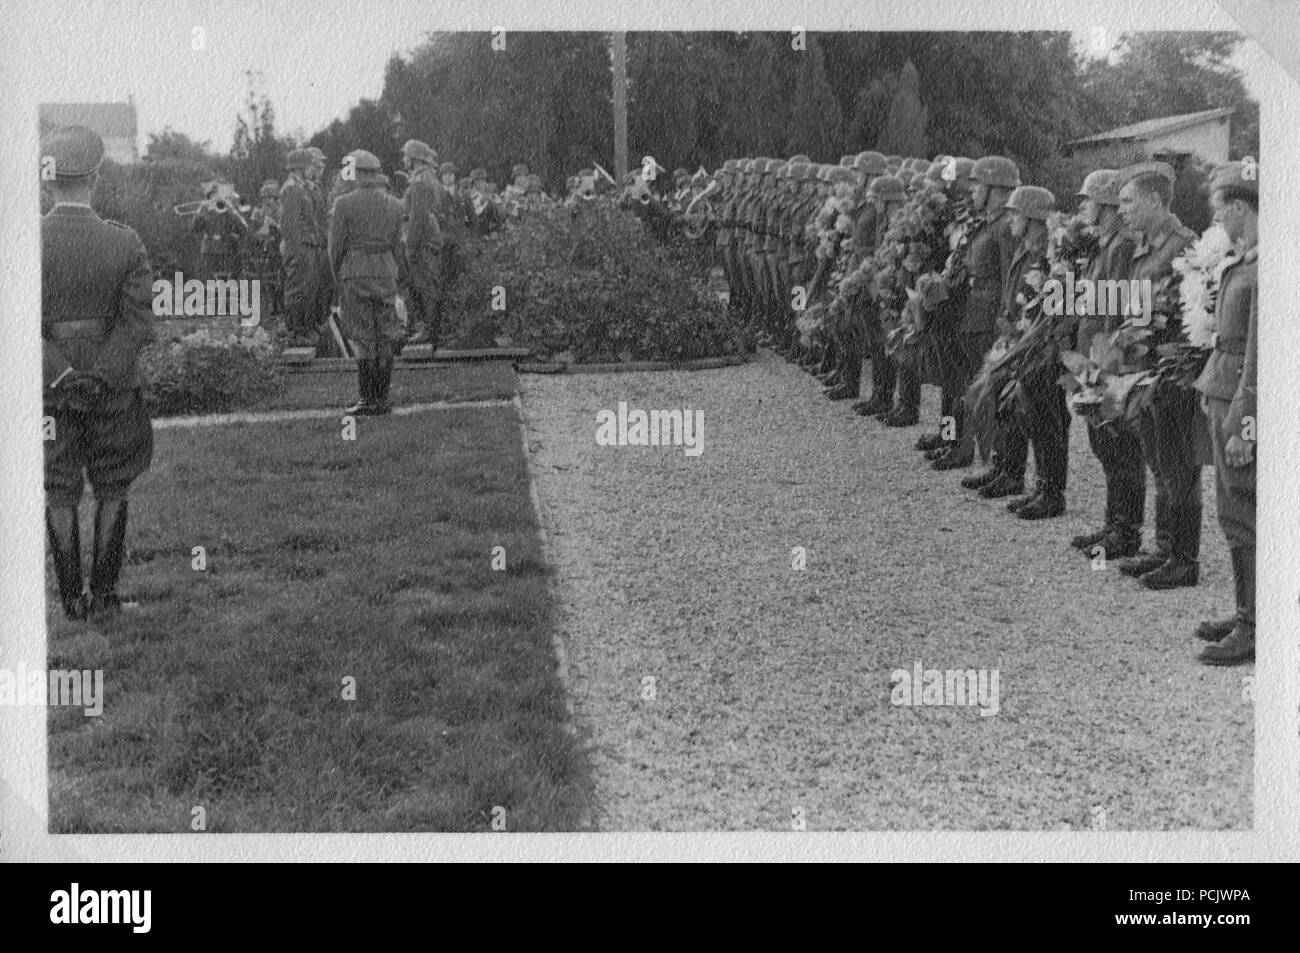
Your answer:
(1195, 245), (1257, 548)
(42, 205), (155, 504)
(328, 181), (405, 356)
(280, 174), (332, 336)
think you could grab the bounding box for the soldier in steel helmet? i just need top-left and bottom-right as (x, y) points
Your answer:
(936, 154), (1020, 475)
(329, 150), (405, 415)
(41, 125), (156, 620)
(1069, 169), (1142, 559)
(400, 139), (446, 349)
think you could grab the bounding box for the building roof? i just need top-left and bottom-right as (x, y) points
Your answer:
(39, 101), (138, 139)
(1067, 107), (1235, 148)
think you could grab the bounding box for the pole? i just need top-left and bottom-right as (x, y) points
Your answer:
(611, 31), (628, 181)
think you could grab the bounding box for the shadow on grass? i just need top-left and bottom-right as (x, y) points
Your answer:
(48, 402), (591, 832)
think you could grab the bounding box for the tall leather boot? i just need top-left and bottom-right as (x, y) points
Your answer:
(46, 505), (86, 620)
(1197, 546), (1248, 642)
(374, 357), (394, 414)
(1140, 502), (1200, 590)
(1200, 546), (1255, 664)
(345, 359), (377, 415)
(88, 498), (129, 617)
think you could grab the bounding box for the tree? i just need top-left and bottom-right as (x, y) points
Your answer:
(875, 60), (928, 156)
(144, 128), (215, 164)
(784, 37), (843, 160)
(229, 71), (293, 201)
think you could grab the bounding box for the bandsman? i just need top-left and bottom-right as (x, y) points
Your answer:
(191, 180), (247, 280)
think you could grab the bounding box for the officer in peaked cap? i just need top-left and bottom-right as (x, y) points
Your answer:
(40, 125), (155, 620)
(329, 149), (405, 415)
(1113, 158), (1203, 590)
(1195, 159), (1258, 664)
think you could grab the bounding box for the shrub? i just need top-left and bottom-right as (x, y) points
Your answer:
(140, 324), (285, 416)
(443, 200), (743, 363)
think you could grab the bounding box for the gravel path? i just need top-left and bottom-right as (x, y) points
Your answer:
(519, 352), (1252, 830)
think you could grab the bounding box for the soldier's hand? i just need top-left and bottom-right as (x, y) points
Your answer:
(58, 372), (107, 414)
(1224, 433), (1254, 469)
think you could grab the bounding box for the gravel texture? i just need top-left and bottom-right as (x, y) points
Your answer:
(519, 351), (1252, 830)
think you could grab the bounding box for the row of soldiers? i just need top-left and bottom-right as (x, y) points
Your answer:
(707, 150), (1258, 666)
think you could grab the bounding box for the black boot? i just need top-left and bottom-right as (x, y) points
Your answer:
(1140, 503), (1200, 590)
(1071, 528), (1110, 551)
(1197, 547), (1248, 642)
(88, 498), (129, 617)
(961, 463), (1002, 490)
(345, 359), (378, 415)
(46, 505), (86, 620)
(1018, 487), (1066, 520)
(978, 472), (1024, 499)
(373, 357), (394, 414)
(1116, 551), (1169, 578)
(1092, 530), (1141, 560)
(931, 439), (973, 470)
(916, 432), (947, 452)
(1006, 485), (1040, 513)
(1199, 546), (1255, 665)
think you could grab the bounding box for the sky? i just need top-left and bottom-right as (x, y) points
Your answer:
(11, 0), (1277, 155)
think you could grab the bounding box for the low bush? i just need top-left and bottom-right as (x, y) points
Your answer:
(140, 324), (285, 416)
(443, 199), (743, 363)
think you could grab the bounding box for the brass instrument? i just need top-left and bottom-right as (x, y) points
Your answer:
(173, 181), (250, 227)
(682, 179), (719, 239)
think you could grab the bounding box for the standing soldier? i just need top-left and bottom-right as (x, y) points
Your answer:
(400, 139), (445, 348)
(191, 180), (248, 280)
(328, 150), (405, 416)
(41, 126), (155, 620)
(1114, 161), (1202, 590)
(942, 155), (1020, 478)
(846, 151), (891, 414)
(280, 148), (331, 347)
(1194, 161), (1258, 664)
(436, 160), (472, 334)
(996, 185), (1069, 519)
(1070, 169), (1141, 557)
(248, 179), (283, 316)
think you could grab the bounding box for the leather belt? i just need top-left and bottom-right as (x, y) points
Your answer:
(47, 318), (106, 340)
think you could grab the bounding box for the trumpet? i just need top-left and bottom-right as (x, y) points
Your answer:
(172, 199), (210, 216)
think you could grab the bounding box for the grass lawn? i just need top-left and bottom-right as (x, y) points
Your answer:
(246, 361), (520, 413)
(47, 371), (591, 832)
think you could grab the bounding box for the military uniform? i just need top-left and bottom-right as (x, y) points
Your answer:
(1070, 170), (1143, 556)
(1195, 160), (1258, 664)
(192, 192), (247, 280)
(41, 125), (155, 620)
(247, 181), (283, 315)
(401, 140), (447, 346)
(329, 151), (405, 414)
(434, 161), (473, 320)
(945, 157), (1020, 475)
(280, 151), (332, 344)
(1116, 167), (1202, 589)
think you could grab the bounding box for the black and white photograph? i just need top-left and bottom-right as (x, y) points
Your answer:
(1, 0), (1297, 863)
